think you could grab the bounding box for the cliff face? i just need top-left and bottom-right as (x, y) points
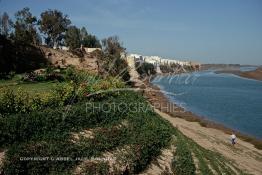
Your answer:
(40, 46), (99, 74)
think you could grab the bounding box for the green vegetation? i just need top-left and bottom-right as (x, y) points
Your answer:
(0, 89), (174, 174)
(135, 62), (157, 77)
(80, 27), (101, 48)
(171, 131), (246, 175)
(14, 7), (40, 45)
(97, 36), (130, 82)
(0, 66), (250, 174)
(0, 67), (125, 115)
(65, 26), (101, 51)
(0, 7), (101, 78)
(39, 9), (71, 47)
(65, 25), (81, 50)
(172, 131), (196, 175)
(0, 59), (172, 174)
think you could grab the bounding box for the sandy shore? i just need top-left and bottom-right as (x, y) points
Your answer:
(216, 67), (262, 81)
(142, 81), (262, 174)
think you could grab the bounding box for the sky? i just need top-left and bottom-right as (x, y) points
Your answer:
(1, 0), (262, 65)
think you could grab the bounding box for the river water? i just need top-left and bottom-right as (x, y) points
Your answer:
(152, 69), (262, 139)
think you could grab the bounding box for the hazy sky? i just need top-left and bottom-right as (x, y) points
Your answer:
(1, 0), (262, 65)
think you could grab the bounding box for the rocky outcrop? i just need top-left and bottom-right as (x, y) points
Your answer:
(40, 46), (99, 73)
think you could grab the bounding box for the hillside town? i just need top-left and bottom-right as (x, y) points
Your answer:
(129, 53), (201, 73)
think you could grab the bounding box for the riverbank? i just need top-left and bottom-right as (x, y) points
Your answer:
(142, 80), (262, 174)
(216, 67), (262, 81)
(144, 79), (262, 149)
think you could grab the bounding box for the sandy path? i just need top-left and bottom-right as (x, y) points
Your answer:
(126, 56), (144, 87)
(154, 109), (262, 175)
(140, 143), (175, 175)
(0, 150), (5, 172)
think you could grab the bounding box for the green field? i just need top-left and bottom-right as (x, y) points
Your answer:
(0, 75), (64, 94)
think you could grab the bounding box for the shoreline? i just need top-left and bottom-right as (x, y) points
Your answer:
(215, 67), (262, 81)
(143, 78), (262, 150)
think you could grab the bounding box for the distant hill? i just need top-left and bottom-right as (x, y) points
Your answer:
(200, 64), (240, 70)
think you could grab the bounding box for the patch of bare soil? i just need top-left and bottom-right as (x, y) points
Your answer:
(139, 138), (176, 175)
(0, 150), (6, 173)
(155, 109), (262, 175)
(40, 46), (99, 74)
(126, 56), (144, 87)
(216, 67), (262, 81)
(74, 145), (132, 175)
(72, 120), (131, 174)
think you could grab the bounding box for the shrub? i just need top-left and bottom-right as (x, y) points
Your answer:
(0, 82), (76, 115)
(0, 88), (31, 114)
(92, 77), (125, 92)
(135, 62), (156, 77)
(50, 83), (75, 106)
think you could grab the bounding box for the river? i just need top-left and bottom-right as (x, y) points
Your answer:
(152, 70), (262, 139)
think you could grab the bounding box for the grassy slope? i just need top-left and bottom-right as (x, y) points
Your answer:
(0, 75), (63, 94)
(0, 90), (174, 174)
(172, 131), (247, 175)
(0, 77), (251, 174)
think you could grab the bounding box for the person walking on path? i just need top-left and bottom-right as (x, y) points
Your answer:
(231, 133), (237, 146)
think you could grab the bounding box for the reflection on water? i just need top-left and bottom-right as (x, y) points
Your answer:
(152, 70), (262, 138)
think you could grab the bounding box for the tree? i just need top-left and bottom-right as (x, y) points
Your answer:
(98, 36), (130, 81)
(80, 27), (88, 43)
(83, 34), (101, 48)
(65, 26), (81, 50)
(0, 12), (13, 36)
(80, 26), (101, 48)
(39, 9), (71, 47)
(102, 36), (125, 56)
(14, 7), (38, 44)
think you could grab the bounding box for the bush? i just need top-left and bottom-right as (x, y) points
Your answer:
(50, 83), (75, 106)
(0, 88), (31, 114)
(92, 77), (125, 92)
(135, 62), (156, 77)
(0, 82), (76, 115)
(97, 52), (130, 82)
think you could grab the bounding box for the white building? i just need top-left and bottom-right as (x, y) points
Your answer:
(129, 53), (191, 67)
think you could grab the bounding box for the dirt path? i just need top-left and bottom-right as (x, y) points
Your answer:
(154, 109), (262, 175)
(140, 142), (175, 175)
(126, 56), (144, 87)
(0, 150), (5, 172)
